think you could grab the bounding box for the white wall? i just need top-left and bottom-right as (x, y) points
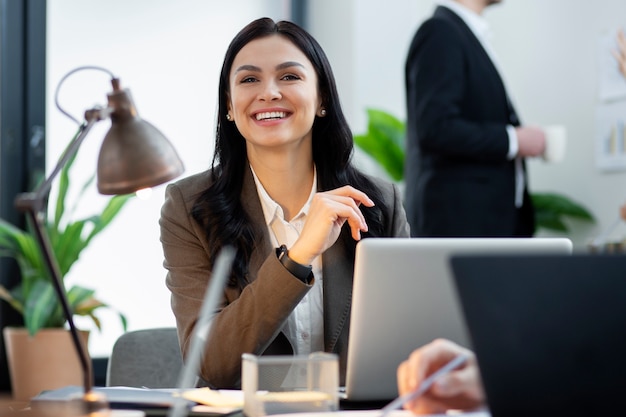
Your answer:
(47, 0), (291, 357)
(308, 0), (626, 249)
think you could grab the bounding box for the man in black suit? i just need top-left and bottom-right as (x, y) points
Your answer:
(404, 0), (546, 237)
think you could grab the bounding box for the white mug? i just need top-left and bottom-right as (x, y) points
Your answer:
(542, 125), (567, 163)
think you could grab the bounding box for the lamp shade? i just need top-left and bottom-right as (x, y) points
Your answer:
(97, 87), (184, 195)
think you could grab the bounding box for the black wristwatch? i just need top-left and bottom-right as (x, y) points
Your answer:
(276, 244), (313, 284)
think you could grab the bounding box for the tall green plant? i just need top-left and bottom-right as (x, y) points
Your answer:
(354, 108), (595, 233)
(0, 144), (130, 335)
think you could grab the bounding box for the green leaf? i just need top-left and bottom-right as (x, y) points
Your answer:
(53, 128), (85, 229)
(531, 193), (595, 221)
(50, 220), (88, 277)
(24, 280), (59, 335)
(0, 219), (27, 254)
(354, 109), (406, 181)
(71, 174), (97, 218)
(66, 284), (95, 301)
(85, 194), (133, 243)
(532, 192), (595, 232)
(366, 108), (405, 149)
(54, 152), (74, 229)
(534, 210), (568, 232)
(0, 284), (24, 314)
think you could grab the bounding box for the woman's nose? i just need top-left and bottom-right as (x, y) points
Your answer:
(258, 80), (281, 101)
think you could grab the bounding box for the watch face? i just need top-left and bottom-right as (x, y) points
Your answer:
(277, 244), (288, 260)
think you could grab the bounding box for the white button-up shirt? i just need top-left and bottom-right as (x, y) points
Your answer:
(250, 166), (324, 355)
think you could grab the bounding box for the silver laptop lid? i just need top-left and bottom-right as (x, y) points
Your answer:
(344, 237), (572, 401)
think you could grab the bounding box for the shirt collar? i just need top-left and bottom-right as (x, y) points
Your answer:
(250, 165), (318, 226)
(437, 0), (492, 43)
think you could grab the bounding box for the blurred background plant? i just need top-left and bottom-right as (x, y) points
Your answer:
(0, 142), (130, 336)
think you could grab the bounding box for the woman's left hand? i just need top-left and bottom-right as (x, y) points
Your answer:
(288, 185), (374, 265)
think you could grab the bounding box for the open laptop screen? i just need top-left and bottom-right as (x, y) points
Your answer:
(451, 254), (626, 417)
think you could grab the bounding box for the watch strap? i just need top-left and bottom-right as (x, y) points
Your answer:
(276, 244), (313, 284)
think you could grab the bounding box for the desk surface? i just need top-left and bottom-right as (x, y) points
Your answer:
(0, 394), (29, 409)
(0, 394), (33, 416)
(27, 386), (394, 417)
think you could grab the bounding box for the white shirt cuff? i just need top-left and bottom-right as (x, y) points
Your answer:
(506, 125), (518, 160)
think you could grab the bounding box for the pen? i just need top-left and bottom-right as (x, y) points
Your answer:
(379, 354), (469, 417)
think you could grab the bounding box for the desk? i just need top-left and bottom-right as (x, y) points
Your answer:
(0, 394), (29, 411)
(28, 386), (394, 417)
(112, 399), (391, 417)
(0, 394), (33, 416)
(139, 401), (390, 417)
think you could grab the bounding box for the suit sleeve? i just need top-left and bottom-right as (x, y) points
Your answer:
(406, 18), (511, 161)
(159, 182), (310, 388)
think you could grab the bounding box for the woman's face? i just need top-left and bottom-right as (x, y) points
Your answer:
(227, 34), (322, 151)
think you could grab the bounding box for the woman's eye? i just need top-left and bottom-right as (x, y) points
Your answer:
(241, 76), (257, 83)
(282, 74), (301, 81)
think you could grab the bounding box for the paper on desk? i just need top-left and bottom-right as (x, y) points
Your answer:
(182, 388), (243, 408)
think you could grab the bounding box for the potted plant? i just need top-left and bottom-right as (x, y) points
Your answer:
(0, 148), (130, 400)
(354, 108), (595, 234)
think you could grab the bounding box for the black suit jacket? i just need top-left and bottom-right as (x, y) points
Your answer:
(404, 5), (534, 237)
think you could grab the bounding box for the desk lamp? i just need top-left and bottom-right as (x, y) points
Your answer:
(14, 66), (184, 415)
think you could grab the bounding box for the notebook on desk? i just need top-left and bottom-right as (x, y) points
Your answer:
(343, 237), (573, 402)
(450, 254), (626, 417)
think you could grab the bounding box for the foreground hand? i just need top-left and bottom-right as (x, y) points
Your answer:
(516, 126), (546, 157)
(288, 185), (374, 265)
(397, 339), (485, 415)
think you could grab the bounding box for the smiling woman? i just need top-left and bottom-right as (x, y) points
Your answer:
(158, 17), (410, 389)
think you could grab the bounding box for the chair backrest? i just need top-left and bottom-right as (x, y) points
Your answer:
(106, 327), (183, 388)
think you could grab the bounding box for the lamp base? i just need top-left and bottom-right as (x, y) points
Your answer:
(28, 390), (145, 417)
(32, 390), (109, 416)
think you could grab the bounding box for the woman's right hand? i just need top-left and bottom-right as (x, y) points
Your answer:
(288, 185), (374, 265)
(397, 339), (485, 415)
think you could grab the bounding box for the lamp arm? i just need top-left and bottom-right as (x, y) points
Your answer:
(16, 112), (104, 211)
(14, 110), (108, 402)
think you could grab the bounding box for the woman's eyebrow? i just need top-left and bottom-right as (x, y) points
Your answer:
(234, 64), (261, 74)
(276, 61), (305, 71)
(234, 61), (305, 74)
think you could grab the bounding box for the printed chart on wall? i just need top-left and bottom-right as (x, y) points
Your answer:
(596, 30), (626, 172)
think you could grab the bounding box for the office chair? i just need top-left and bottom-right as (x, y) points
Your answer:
(106, 327), (183, 388)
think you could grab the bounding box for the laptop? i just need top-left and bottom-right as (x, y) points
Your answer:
(343, 237), (572, 401)
(450, 254), (626, 417)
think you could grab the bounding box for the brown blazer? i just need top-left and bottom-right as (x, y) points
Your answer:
(159, 166), (410, 388)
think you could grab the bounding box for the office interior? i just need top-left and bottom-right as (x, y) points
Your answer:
(1, 0), (625, 395)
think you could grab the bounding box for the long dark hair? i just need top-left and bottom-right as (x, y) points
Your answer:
(192, 17), (389, 289)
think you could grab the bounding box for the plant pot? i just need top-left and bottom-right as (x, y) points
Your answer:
(3, 327), (90, 401)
